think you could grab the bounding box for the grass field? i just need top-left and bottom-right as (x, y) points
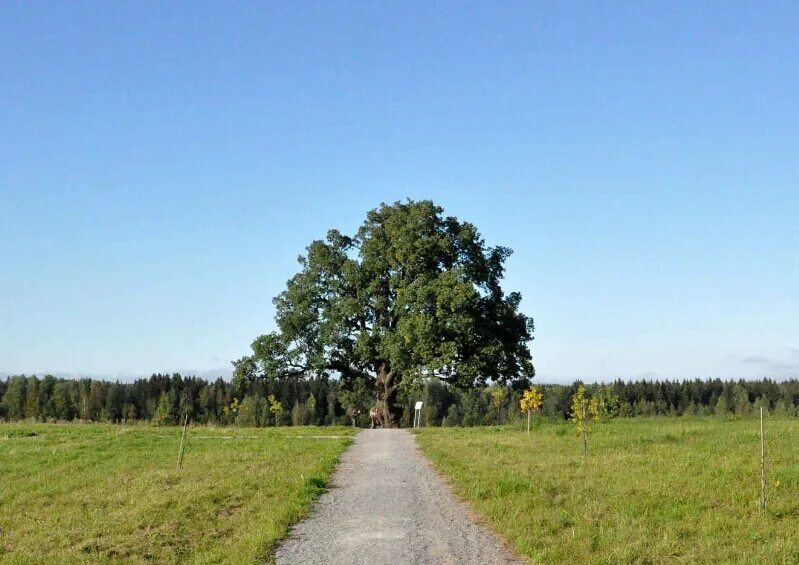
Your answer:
(0, 423), (354, 564)
(415, 417), (799, 564)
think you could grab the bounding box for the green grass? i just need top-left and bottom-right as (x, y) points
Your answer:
(415, 417), (799, 564)
(0, 423), (355, 564)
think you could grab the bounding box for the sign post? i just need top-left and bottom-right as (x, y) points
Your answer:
(413, 401), (423, 428)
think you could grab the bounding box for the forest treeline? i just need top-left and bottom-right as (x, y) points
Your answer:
(1, 374), (798, 426)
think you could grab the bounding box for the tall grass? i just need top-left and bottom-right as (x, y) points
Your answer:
(0, 423), (354, 563)
(416, 417), (799, 563)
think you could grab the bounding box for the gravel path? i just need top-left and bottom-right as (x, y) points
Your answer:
(275, 429), (524, 565)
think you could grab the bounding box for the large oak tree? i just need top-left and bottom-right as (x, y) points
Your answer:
(234, 200), (534, 426)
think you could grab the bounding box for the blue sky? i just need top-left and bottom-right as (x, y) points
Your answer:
(1, 2), (796, 382)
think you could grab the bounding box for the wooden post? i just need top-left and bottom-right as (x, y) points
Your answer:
(176, 414), (189, 470)
(760, 406), (766, 513)
(582, 403), (588, 456)
(527, 410), (531, 433)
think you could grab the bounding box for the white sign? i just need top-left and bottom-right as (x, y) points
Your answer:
(414, 401), (423, 410)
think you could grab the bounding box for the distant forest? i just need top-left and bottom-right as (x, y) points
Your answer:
(1, 374), (798, 427)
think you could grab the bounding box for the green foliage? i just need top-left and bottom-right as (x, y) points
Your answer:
(291, 401), (309, 426)
(152, 391), (175, 426)
(490, 387), (507, 409)
(24, 377), (40, 420)
(305, 394), (318, 424)
(571, 385), (601, 454)
(222, 397), (240, 426)
(732, 384), (752, 415)
(336, 377), (374, 417)
(461, 388), (489, 426)
(593, 385), (620, 419)
(443, 403), (461, 427)
(421, 378), (449, 426)
(1, 374), (798, 428)
(268, 395), (284, 426)
(570, 385), (591, 432)
(715, 394), (730, 416)
(752, 394), (770, 415)
(235, 200), (535, 425)
(2, 376), (27, 420)
(88, 381), (105, 420)
(52, 382), (75, 421)
(238, 395), (262, 427)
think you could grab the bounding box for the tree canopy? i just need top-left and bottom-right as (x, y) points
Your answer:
(234, 199), (535, 426)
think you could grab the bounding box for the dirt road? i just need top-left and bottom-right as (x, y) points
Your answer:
(274, 429), (523, 564)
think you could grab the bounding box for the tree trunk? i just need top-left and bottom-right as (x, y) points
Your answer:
(581, 403), (588, 456)
(376, 363), (399, 428)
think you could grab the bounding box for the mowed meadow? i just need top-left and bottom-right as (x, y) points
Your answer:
(0, 424), (354, 563)
(416, 417), (799, 564)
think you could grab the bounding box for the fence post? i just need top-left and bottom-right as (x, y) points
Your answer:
(760, 406), (766, 513)
(582, 403), (588, 456)
(177, 414), (189, 470)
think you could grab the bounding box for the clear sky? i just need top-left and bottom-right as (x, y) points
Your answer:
(1, 2), (796, 383)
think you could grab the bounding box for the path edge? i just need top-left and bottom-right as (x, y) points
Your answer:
(408, 429), (531, 565)
(263, 432), (358, 564)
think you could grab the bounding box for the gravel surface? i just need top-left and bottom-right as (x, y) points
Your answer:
(275, 429), (524, 565)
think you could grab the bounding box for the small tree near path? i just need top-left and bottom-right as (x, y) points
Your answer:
(571, 385), (602, 455)
(520, 387), (543, 433)
(268, 395), (284, 427)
